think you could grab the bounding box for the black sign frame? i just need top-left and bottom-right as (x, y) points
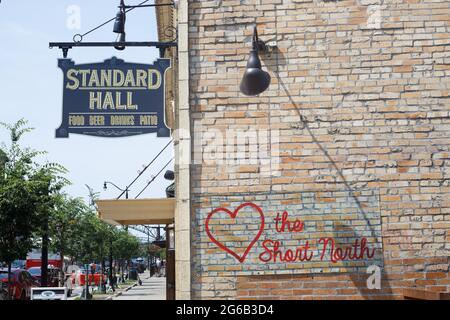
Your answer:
(55, 56), (171, 138)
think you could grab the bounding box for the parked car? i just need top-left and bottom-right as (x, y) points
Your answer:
(11, 260), (26, 269)
(0, 268), (37, 300)
(27, 266), (62, 287)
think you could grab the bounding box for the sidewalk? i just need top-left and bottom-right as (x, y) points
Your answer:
(68, 274), (145, 300)
(112, 272), (166, 300)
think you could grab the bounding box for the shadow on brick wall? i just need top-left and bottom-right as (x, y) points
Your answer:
(261, 47), (379, 240)
(260, 49), (396, 299)
(331, 221), (394, 299)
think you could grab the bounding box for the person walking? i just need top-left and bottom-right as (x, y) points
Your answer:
(65, 270), (75, 297)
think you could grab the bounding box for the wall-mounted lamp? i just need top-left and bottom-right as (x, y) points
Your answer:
(164, 170), (175, 181)
(113, 0), (126, 50)
(164, 170), (175, 198)
(240, 26), (275, 96)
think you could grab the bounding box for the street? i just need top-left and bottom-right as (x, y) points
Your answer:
(113, 272), (166, 300)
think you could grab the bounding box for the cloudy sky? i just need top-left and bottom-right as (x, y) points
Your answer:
(0, 0), (174, 211)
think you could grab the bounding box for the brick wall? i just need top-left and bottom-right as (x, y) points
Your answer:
(188, 0), (450, 299)
(193, 190), (384, 274)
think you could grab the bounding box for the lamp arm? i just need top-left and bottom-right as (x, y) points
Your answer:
(105, 181), (127, 192)
(252, 26), (258, 50)
(252, 26), (267, 53)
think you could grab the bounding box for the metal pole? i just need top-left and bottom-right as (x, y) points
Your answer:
(84, 264), (89, 300)
(147, 232), (150, 275)
(49, 41), (177, 48)
(123, 3), (174, 9)
(49, 41), (178, 58)
(109, 240), (114, 292)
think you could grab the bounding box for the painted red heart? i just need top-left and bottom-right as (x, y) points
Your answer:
(205, 202), (265, 263)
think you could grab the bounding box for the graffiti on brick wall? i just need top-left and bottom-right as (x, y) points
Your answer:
(206, 202), (376, 264)
(205, 202), (266, 263)
(197, 189), (383, 275)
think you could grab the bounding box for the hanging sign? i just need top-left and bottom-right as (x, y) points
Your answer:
(55, 57), (171, 138)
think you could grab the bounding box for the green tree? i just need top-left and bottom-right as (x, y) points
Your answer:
(0, 149), (8, 174)
(49, 194), (87, 285)
(90, 217), (113, 293)
(77, 211), (100, 264)
(113, 229), (140, 282)
(61, 186), (102, 265)
(34, 169), (68, 287)
(157, 248), (166, 260)
(0, 119), (67, 297)
(67, 206), (118, 293)
(85, 184), (100, 209)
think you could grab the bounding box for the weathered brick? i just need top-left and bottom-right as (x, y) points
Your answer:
(186, 0), (450, 301)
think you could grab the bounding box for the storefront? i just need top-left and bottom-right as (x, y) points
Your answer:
(100, 0), (450, 300)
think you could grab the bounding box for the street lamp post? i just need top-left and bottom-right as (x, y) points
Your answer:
(147, 232), (150, 275)
(103, 181), (130, 199)
(83, 263), (91, 300)
(109, 238), (114, 293)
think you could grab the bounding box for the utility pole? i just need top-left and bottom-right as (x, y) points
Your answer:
(147, 232), (150, 273)
(156, 225), (161, 241)
(84, 264), (89, 300)
(41, 215), (49, 287)
(109, 238), (114, 292)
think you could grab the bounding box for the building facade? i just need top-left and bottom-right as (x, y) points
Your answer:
(159, 0), (450, 299)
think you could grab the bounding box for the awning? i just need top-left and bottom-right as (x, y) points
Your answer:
(96, 198), (175, 226)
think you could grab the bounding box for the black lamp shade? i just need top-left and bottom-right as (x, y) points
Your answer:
(240, 49), (271, 96)
(164, 170), (175, 181)
(114, 32), (126, 51)
(113, 11), (126, 34)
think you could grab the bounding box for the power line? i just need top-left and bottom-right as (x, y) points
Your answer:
(134, 158), (173, 199)
(72, 1), (174, 200)
(116, 139), (173, 199)
(73, 0), (151, 42)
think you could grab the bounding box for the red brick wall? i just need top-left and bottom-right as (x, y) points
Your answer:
(236, 257), (450, 300)
(188, 0), (450, 299)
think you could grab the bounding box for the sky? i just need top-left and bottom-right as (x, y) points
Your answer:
(0, 0), (174, 213)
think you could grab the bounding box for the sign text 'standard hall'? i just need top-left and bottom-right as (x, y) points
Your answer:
(56, 57), (171, 138)
(97, 0), (450, 300)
